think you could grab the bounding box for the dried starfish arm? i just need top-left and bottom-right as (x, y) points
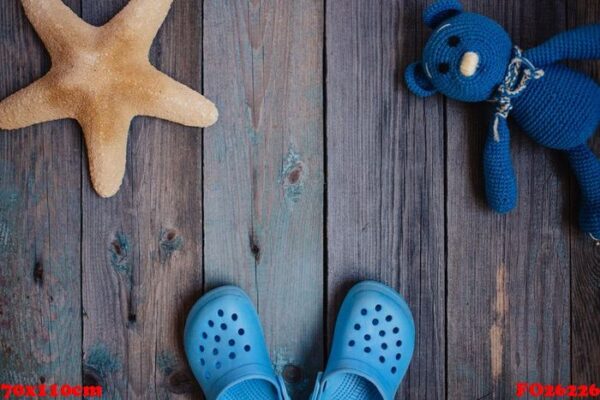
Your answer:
(136, 68), (219, 128)
(0, 75), (71, 130)
(20, 0), (93, 57)
(79, 112), (133, 198)
(106, 0), (175, 52)
(1, 0), (218, 197)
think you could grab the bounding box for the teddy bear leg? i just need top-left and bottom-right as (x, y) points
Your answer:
(566, 144), (600, 239)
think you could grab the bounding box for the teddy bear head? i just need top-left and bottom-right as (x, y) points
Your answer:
(405, 0), (513, 102)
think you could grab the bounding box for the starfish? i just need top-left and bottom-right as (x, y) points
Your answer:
(0, 0), (218, 197)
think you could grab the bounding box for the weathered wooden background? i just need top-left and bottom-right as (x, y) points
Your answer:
(0, 0), (598, 399)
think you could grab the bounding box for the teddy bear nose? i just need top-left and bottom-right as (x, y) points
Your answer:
(460, 51), (480, 77)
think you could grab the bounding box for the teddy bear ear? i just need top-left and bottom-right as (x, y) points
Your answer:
(405, 62), (437, 97)
(423, 0), (463, 29)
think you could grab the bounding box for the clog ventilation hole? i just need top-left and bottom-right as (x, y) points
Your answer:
(197, 310), (252, 380)
(347, 304), (404, 375)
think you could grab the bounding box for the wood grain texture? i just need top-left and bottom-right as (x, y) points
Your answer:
(203, 0), (324, 397)
(0, 0), (598, 398)
(81, 1), (203, 398)
(0, 0), (82, 387)
(326, 1), (446, 398)
(568, 0), (600, 385)
(446, 1), (571, 398)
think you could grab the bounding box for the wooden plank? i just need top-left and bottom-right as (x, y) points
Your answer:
(446, 1), (571, 398)
(0, 0), (82, 387)
(325, 1), (446, 399)
(203, 0), (325, 397)
(81, 1), (204, 398)
(568, 0), (600, 385)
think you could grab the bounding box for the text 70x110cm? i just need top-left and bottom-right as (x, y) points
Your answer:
(1, 383), (102, 398)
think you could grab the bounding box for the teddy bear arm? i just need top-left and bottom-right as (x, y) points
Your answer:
(525, 24), (600, 67)
(483, 117), (518, 214)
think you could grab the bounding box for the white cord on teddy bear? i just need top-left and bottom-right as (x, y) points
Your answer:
(490, 46), (545, 142)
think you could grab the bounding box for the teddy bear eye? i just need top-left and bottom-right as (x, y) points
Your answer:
(438, 63), (450, 74)
(448, 36), (460, 47)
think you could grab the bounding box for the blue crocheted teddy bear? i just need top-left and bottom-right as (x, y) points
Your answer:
(405, 0), (600, 239)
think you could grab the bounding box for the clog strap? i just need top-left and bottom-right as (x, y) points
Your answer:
(209, 363), (276, 400)
(275, 375), (291, 400)
(309, 365), (389, 400)
(211, 368), (290, 400)
(310, 372), (324, 400)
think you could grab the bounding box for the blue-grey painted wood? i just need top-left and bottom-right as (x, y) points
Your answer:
(0, 0), (82, 388)
(0, 0), (598, 398)
(81, 1), (204, 398)
(326, 1), (446, 399)
(446, 1), (571, 398)
(203, 1), (325, 398)
(568, 0), (600, 385)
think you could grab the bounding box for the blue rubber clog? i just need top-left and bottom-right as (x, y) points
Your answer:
(311, 281), (415, 400)
(184, 286), (289, 400)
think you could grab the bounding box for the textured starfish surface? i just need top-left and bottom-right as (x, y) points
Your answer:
(0, 0), (218, 197)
